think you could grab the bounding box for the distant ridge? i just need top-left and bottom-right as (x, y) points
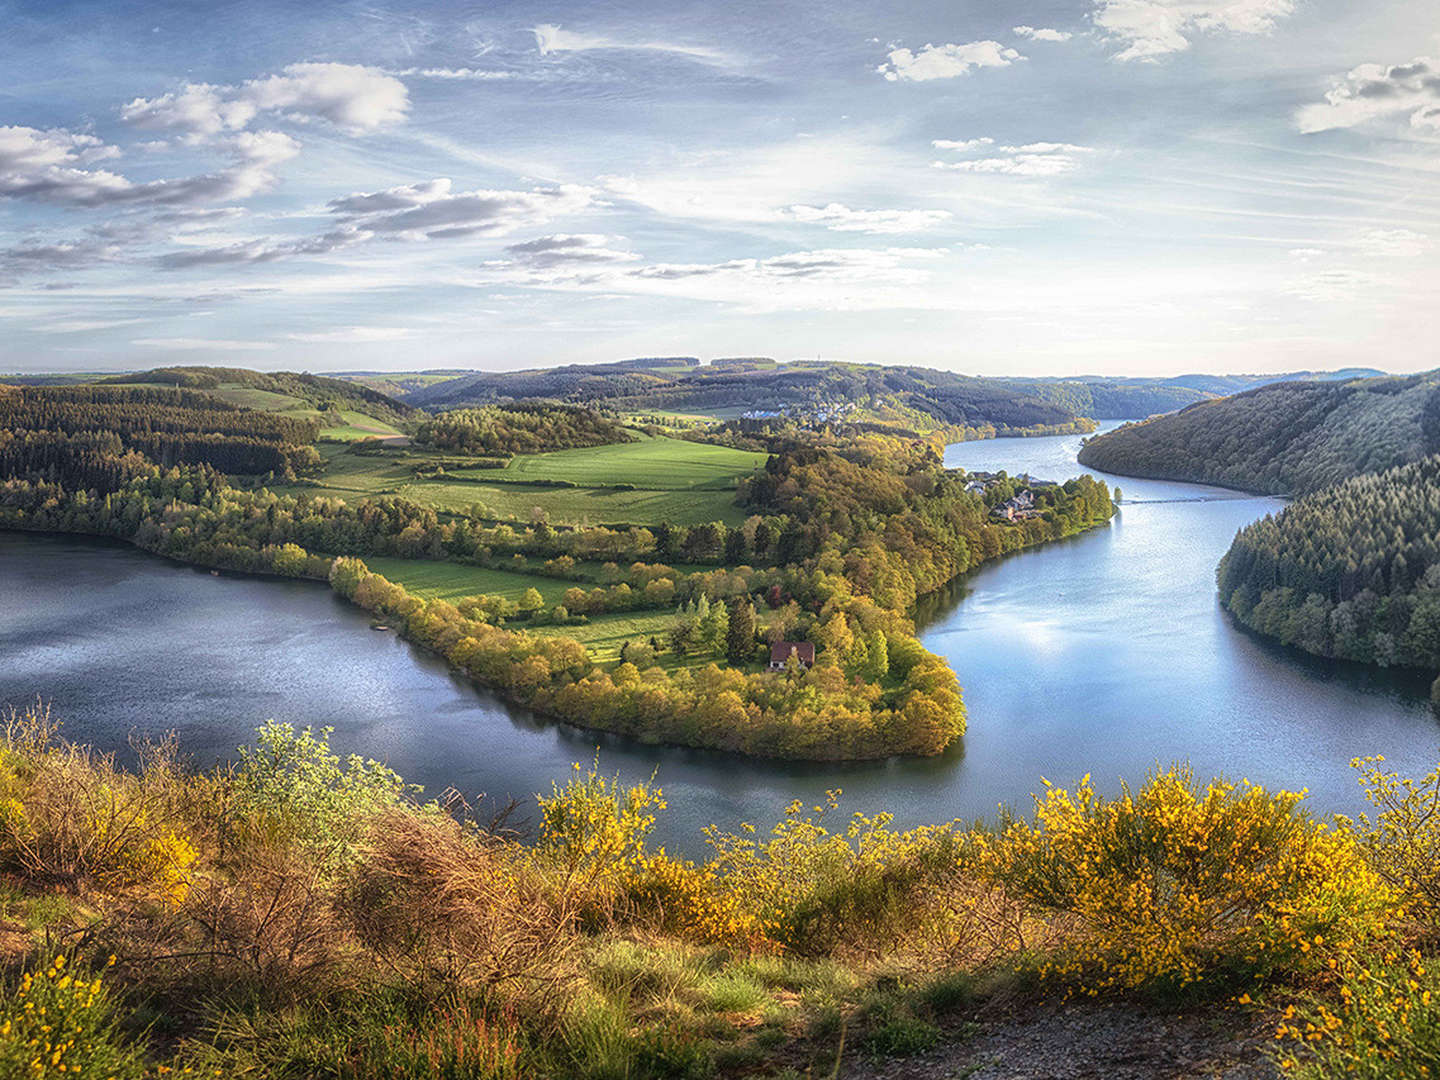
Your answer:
(1078, 369), (1440, 495)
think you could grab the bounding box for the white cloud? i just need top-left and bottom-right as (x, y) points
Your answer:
(121, 63), (409, 137)
(43, 318), (149, 333)
(1092, 0), (1295, 62)
(130, 337), (275, 351)
(162, 180), (594, 267)
(931, 137), (994, 151)
(877, 41), (1023, 82)
(288, 326), (414, 343)
(503, 234), (639, 268)
(0, 126), (119, 172)
(1295, 57), (1440, 134)
(784, 203), (952, 233)
(330, 181), (593, 239)
(389, 67), (516, 81)
(1356, 228), (1428, 258)
(514, 246), (952, 312)
(532, 24), (732, 65)
(931, 140), (1094, 177)
(1013, 26), (1073, 42)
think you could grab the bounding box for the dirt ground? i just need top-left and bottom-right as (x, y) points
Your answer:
(846, 999), (1281, 1080)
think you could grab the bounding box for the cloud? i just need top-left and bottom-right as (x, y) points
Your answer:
(931, 137), (995, 151)
(130, 337), (275, 351)
(0, 127), (299, 209)
(121, 63), (409, 137)
(503, 234), (639, 268)
(1092, 0), (1294, 62)
(784, 203), (952, 233)
(931, 140), (1094, 176)
(541, 246), (953, 312)
(0, 126), (118, 172)
(287, 326), (414, 343)
(877, 41), (1023, 82)
(532, 24), (732, 65)
(330, 181), (593, 239)
(1295, 57), (1440, 133)
(156, 226), (364, 268)
(0, 237), (120, 274)
(389, 67), (516, 81)
(1013, 26), (1073, 42)
(163, 180), (594, 267)
(1356, 228), (1428, 258)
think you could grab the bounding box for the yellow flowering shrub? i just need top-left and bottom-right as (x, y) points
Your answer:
(0, 955), (147, 1079)
(1277, 948), (1440, 1078)
(703, 792), (960, 956)
(970, 768), (1392, 993)
(1346, 754), (1440, 926)
(537, 763), (663, 880)
(626, 853), (765, 948)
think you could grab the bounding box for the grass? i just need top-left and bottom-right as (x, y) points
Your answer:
(529, 610), (679, 662)
(362, 557), (574, 605)
(272, 436), (760, 527)
(488, 434), (764, 491)
(204, 384), (406, 442)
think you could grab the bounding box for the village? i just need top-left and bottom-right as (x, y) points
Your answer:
(961, 470), (1058, 522)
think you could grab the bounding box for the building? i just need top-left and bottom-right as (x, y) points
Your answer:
(990, 489), (1037, 522)
(769, 641), (815, 671)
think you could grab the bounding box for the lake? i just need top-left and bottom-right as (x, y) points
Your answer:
(3, 424), (1437, 854)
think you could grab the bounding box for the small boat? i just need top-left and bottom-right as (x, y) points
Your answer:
(370, 623), (390, 631)
(210, 570), (220, 576)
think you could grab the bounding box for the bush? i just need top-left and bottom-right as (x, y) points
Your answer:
(971, 767), (1393, 994)
(1277, 948), (1440, 1078)
(1348, 755), (1440, 926)
(0, 955), (149, 1079)
(235, 721), (411, 866)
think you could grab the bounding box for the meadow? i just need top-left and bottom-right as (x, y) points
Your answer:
(278, 435), (763, 527)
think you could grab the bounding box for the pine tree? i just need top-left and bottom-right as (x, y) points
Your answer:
(726, 598), (756, 663)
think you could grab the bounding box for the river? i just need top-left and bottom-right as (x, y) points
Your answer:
(2, 424), (1437, 854)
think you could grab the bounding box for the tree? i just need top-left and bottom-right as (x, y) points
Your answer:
(726, 598), (756, 663)
(864, 628), (889, 681)
(519, 587), (544, 612)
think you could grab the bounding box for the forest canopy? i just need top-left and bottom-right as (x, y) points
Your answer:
(1077, 371), (1440, 496)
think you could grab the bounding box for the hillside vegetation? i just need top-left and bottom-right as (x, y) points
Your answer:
(103, 365), (417, 428)
(0, 373), (1117, 760)
(0, 706), (1434, 1077)
(1217, 454), (1440, 680)
(407, 360), (1091, 433)
(1077, 371), (1440, 495)
(414, 403), (633, 455)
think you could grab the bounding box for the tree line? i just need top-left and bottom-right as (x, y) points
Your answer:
(1217, 453), (1440, 681)
(413, 403), (633, 455)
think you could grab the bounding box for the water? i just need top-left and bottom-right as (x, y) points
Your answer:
(2, 425), (1437, 854)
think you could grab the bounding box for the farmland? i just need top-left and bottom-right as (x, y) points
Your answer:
(358, 556), (684, 664)
(278, 433), (763, 526)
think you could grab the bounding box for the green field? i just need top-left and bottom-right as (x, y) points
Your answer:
(274, 435), (762, 527)
(362, 557), (573, 604)
(201, 384), (406, 442)
(486, 434), (763, 489)
(356, 556), (683, 664)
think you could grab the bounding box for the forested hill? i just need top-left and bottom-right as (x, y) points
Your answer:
(104, 366), (417, 426)
(405, 359), (1087, 432)
(1077, 371), (1440, 495)
(1217, 454), (1440, 674)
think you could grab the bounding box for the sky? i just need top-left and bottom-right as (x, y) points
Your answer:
(1, 0), (1438, 376)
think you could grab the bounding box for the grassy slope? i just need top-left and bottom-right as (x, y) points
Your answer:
(277, 436), (761, 526)
(361, 557), (573, 604)
(360, 556), (692, 665)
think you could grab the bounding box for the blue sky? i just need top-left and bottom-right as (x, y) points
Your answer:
(1, 0), (1437, 375)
